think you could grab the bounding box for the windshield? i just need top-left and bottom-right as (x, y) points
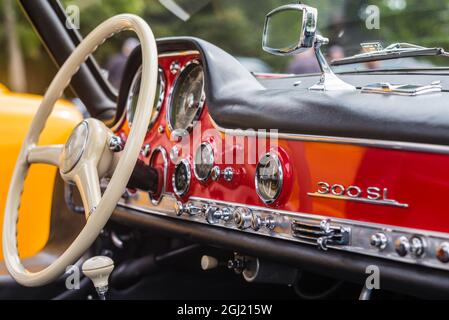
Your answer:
(61, 0), (449, 75)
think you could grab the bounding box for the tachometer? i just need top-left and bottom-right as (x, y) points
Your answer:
(168, 60), (205, 132)
(127, 66), (165, 129)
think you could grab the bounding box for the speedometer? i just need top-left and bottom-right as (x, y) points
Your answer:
(127, 66), (165, 129)
(167, 60), (205, 132)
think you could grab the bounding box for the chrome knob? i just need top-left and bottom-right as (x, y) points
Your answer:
(109, 135), (125, 152)
(234, 207), (253, 230)
(211, 166), (221, 181)
(410, 236), (426, 258)
(174, 201), (186, 216)
(206, 206), (232, 224)
(395, 236), (410, 257)
(141, 144), (151, 157)
(186, 204), (204, 216)
(175, 202), (203, 217)
(370, 233), (388, 250)
(206, 206), (220, 224)
(437, 243), (449, 263)
(251, 215), (276, 231)
(223, 167), (234, 182)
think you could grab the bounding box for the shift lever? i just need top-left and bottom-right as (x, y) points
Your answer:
(82, 256), (114, 300)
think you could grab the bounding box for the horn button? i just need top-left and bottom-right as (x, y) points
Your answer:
(61, 121), (89, 174)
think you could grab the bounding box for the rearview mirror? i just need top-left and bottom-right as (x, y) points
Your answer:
(262, 4), (317, 56)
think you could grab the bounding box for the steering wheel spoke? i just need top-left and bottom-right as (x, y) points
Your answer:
(27, 145), (63, 167)
(73, 162), (101, 219)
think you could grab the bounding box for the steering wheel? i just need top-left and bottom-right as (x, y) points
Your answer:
(2, 14), (158, 287)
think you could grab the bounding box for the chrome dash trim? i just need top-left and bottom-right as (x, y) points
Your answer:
(118, 193), (449, 272)
(208, 115), (449, 155)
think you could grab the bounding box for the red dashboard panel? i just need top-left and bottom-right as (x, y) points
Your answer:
(117, 52), (449, 235)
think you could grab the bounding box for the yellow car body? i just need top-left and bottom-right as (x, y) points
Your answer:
(0, 84), (82, 260)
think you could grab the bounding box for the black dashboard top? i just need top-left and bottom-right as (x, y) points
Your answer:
(125, 37), (449, 147)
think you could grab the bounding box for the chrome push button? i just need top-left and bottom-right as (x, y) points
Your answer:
(395, 236), (410, 257)
(370, 233), (388, 250)
(437, 243), (449, 263)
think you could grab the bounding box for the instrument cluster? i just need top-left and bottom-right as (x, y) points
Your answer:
(116, 48), (449, 274)
(120, 50), (288, 209)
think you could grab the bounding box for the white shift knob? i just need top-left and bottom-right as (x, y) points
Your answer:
(82, 256), (114, 299)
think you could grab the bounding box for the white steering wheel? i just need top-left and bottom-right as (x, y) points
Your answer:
(2, 14), (158, 287)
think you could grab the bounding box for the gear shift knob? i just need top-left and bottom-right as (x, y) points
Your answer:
(82, 256), (114, 300)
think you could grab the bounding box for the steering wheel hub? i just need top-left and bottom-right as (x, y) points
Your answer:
(61, 121), (89, 173)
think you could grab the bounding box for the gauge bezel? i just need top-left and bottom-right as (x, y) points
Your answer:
(166, 59), (206, 133)
(126, 66), (165, 129)
(148, 146), (168, 205)
(193, 142), (215, 182)
(255, 152), (284, 204)
(172, 159), (192, 197)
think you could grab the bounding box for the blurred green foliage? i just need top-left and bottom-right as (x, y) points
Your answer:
(2, 0), (449, 93)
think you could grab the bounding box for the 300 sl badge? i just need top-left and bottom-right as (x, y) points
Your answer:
(308, 182), (409, 208)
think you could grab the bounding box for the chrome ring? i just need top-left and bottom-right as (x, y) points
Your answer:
(193, 142), (215, 182)
(127, 66), (165, 129)
(172, 159), (192, 197)
(255, 151), (284, 204)
(166, 59), (205, 133)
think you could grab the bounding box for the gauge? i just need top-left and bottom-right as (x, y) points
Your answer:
(172, 159), (191, 197)
(194, 143), (215, 182)
(127, 67), (165, 129)
(167, 60), (205, 132)
(255, 153), (284, 204)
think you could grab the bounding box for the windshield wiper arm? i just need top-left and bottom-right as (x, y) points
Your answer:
(331, 42), (449, 66)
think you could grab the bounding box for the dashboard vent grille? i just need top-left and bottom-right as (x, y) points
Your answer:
(291, 219), (351, 250)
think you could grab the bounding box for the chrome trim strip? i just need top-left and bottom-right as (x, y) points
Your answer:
(208, 115), (449, 155)
(118, 194), (449, 272)
(307, 192), (409, 208)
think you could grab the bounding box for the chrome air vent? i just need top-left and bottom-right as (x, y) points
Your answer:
(291, 219), (351, 250)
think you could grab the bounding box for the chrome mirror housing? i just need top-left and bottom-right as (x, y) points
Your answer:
(262, 4), (317, 56)
(262, 3), (355, 92)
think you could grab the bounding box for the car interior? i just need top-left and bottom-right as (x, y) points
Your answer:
(2, 0), (449, 301)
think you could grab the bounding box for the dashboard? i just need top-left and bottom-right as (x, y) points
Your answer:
(113, 39), (449, 288)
